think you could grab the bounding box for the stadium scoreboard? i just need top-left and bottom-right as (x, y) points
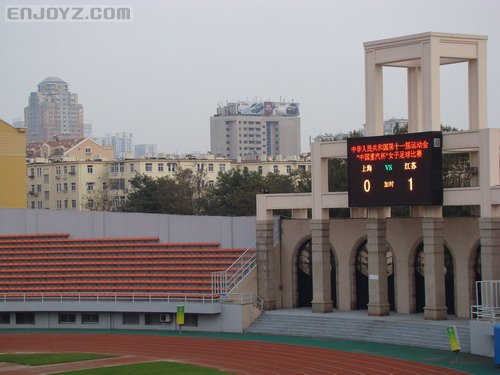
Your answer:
(347, 131), (443, 207)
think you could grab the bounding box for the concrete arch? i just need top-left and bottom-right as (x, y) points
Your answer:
(292, 235), (339, 308)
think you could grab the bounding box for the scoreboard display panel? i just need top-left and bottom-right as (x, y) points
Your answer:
(347, 131), (443, 207)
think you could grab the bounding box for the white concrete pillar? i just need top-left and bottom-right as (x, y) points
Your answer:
(366, 218), (390, 316)
(311, 219), (333, 313)
(311, 142), (329, 220)
(421, 39), (441, 131)
(365, 49), (384, 136)
(423, 218), (448, 320)
(407, 67), (423, 133)
(256, 220), (277, 310)
(468, 39), (487, 130)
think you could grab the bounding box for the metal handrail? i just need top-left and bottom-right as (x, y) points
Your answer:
(224, 292), (263, 310)
(0, 292), (220, 304)
(470, 280), (500, 323)
(211, 242), (257, 295)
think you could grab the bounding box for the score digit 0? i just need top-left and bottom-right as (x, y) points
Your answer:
(363, 179), (371, 192)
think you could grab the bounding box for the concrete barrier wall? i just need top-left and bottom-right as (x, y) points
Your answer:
(0, 209), (256, 248)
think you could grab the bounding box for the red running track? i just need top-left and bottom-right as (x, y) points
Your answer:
(0, 333), (469, 375)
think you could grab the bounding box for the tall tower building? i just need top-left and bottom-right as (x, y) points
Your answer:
(25, 77), (84, 142)
(210, 101), (301, 159)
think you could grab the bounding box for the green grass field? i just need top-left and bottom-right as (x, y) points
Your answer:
(0, 353), (112, 366)
(57, 361), (232, 374)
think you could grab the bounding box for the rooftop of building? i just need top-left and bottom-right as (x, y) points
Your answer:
(38, 77), (68, 85)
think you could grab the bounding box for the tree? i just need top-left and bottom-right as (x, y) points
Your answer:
(122, 168), (207, 215)
(122, 174), (161, 213)
(202, 169), (265, 216)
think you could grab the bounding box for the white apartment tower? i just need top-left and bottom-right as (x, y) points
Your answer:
(210, 101), (301, 159)
(100, 132), (134, 159)
(25, 77), (84, 142)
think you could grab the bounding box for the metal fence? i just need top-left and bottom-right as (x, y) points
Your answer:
(470, 280), (500, 323)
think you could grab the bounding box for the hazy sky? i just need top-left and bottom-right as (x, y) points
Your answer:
(1, 0), (499, 154)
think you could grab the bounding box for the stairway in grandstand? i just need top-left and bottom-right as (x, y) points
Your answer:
(246, 309), (471, 352)
(0, 233), (251, 298)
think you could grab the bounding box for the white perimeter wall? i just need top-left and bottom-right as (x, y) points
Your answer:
(0, 209), (256, 248)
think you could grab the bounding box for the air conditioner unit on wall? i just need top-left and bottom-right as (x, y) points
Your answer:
(160, 313), (172, 323)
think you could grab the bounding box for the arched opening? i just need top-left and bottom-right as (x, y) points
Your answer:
(296, 239), (337, 308)
(474, 246), (482, 304)
(354, 241), (395, 311)
(414, 243), (455, 315)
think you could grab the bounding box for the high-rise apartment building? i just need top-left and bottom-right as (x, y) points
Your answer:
(99, 132), (134, 159)
(135, 144), (157, 158)
(25, 77), (84, 142)
(83, 124), (93, 138)
(210, 101), (301, 159)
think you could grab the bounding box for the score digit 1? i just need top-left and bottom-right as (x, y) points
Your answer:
(408, 177), (413, 191)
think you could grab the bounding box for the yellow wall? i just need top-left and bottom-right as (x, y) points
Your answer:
(0, 120), (26, 208)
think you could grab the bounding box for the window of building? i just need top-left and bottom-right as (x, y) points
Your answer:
(86, 182), (95, 191)
(70, 182), (76, 191)
(130, 163), (135, 173)
(58, 313), (76, 324)
(36, 167), (42, 176)
(31, 201), (35, 209)
(71, 200), (77, 209)
(44, 174), (49, 184)
(16, 312), (35, 324)
(218, 164), (226, 172)
(258, 166), (263, 174)
(56, 166), (61, 175)
(56, 200), (62, 209)
(81, 313), (99, 324)
(113, 195), (126, 208)
(63, 166), (68, 174)
(145, 163), (153, 172)
(0, 313), (10, 324)
(144, 313), (162, 325)
(69, 165), (76, 175)
(87, 165), (93, 174)
(197, 163), (204, 172)
(167, 163), (176, 172)
(273, 165), (279, 173)
(110, 179), (125, 190)
(44, 191), (49, 200)
(158, 163), (164, 172)
(208, 180), (214, 188)
(37, 201), (43, 209)
(286, 165), (292, 174)
(56, 183), (62, 192)
(122, 313), (140, 325)
(208, 163), (214, 172)
(85, 147), (91, 154)
(184, 314), (198, 327)
(64, 199), (68, 209)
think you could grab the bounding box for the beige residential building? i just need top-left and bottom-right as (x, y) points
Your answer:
(27, 154), (311, 211)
